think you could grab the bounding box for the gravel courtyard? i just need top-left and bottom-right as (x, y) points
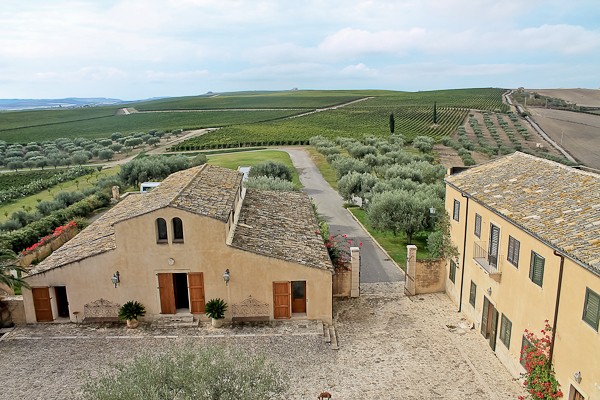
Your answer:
(0, 283), (524, 400)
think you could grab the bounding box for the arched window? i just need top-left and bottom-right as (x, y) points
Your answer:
(172, 217), (184, 242)
(156, 218), (168, 243)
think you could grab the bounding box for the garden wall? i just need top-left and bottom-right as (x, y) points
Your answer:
(333, 247), (360, 297)
(404, 245), (445, 296)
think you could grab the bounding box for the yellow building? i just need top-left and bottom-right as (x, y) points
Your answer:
(22, 164), (334, 325)
(445, 152), (599, 400)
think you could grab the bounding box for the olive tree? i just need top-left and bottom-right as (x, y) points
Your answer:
(337, 171), (378, 204)
(82, 345), (288, 400)
(248, 160), (293, 182)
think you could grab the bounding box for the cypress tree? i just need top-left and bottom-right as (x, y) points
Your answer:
(433, 101), (437, 124)
(389, 113), (395, 134)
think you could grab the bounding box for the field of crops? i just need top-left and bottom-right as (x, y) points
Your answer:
(0, 110), (302, 142)
(0, 170), (66, 190)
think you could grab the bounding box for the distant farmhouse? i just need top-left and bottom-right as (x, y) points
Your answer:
(445, 152), (599, 399)
(22, 165), (333, 325)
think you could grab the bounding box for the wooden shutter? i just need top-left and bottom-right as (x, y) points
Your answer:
(488, 224), (500, 267)
(469, 281), (476, 307)
(507, 236), (519, 266)
(188, 273), (205, 314)
(489, 308), (499, 351)
(273, 282), (290, 319)
(474, 214), (481, 237)
(481, 296), (489, 337)
(32, 287), (53, 322)
(583, 288), (600, 330)
(157, 273), (175, 314)
(530, 252), (544, 286)
(453, 200), (460, 221)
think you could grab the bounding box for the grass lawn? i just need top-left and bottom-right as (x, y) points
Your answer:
(305, 147), (338, 190)
(349, 207), (431, 268)
(0, 167), (120, 221)
(207, 149), (301, 187)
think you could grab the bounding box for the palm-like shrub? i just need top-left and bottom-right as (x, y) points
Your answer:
(205, 298), (227, 320)
(118, 301), (146, 321)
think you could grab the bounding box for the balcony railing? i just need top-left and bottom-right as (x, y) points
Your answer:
(473, 241), (502, 279)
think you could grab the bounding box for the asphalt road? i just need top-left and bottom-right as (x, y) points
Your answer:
(285, 148), (403, 283)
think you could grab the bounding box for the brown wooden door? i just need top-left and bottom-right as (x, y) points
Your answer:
(273, 282), (290, 319)
(291, 281), (306, 313)
(32, 287), (53, 322)
(157, 273), (175, 314)
(188, 272), (205, 314)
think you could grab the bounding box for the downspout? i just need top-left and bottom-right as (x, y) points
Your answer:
(458, 193), (469, 313)
(549, 250), (565, 363)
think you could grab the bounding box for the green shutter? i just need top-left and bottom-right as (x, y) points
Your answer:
(474, 214), (481, 237)
(449, 260), (456, 283)
(481, 297), (489, 337)
(500, 314), (512, 349)
(583, 288), (600, 331)
(469, 281), (476, 307)
(489, 308), (499, 351)
(530, 252), (544, 287)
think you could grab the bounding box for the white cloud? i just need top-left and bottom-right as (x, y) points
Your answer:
(340, 63), (378, 77)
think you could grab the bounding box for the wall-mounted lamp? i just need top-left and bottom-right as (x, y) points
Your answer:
(574, 371), (582, 384)
(429, 207), (436, 215)
(112, 271), (120, 288)
(486, 287), (492, 296)
(223, 269), (230, 286)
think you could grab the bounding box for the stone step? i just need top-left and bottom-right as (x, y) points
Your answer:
(154, 314), (194, 323)
(323, 323), (331, 343)
(329, 326), (339, 350)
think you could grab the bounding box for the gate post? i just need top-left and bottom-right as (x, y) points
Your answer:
(350, 247), (360, 298)
(405, 245), (417, 296)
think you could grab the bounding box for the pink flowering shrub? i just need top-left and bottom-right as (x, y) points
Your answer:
(21, 220), (78, 255)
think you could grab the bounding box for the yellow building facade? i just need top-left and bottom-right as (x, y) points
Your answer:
(22, 164), (334, 325)
(445, 152), (600, 400)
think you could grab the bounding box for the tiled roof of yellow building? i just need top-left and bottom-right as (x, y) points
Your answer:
(446, 152), (600, 274)
(28, 165), (243, 275)
(231, 189), (333, 271)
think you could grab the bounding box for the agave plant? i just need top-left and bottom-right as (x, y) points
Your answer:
(205, 298), (227, 320)
(118, 301), (146, 321)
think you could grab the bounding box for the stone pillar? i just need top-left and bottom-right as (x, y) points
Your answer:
(405, 245), (417, 296)
(111, 186), (120, 201)
(350, 246), (360, 297)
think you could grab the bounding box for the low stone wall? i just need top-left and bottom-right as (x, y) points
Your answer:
(405, 245), (446, 296)
(333, 270), (352, 297)
(0, 296), (25, 326)
(333, 247), (360, 298)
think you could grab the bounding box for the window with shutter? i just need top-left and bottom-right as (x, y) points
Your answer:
(449, 260), (456, 283)
(453, 200), (460, 221)
(520, 336), (533, 368)
(469, 281), (476, 307)
(499, 314), (512, 349)
(507, 236), (520, 267)
(488, 224), (500, 268)
(529, 252), (545, 287)
(474, 214), (482, 238)
(582, 288), (600, 331)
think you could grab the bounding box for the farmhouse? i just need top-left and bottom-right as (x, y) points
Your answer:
(444, 152), (600, 399)
(21, 164), (334, 325)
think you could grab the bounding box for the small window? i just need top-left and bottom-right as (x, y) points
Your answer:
(172, 217), (184, 243)
(449, 260), (457, 283)
(507, 236), (520, 268)
(582, 288), (600, 331)
(529, 251), (545, 287)
(156, 218), (168, 243)
(499, 314), (512, 349)
(474, 213), (482, 238)
(453, 200), (460, 221)
(520, 335), (533, 368)
(469, 281), (477, 307)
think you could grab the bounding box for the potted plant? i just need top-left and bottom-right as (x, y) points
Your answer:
(205, 298), (227, 328)
(118, 300), (146, 329)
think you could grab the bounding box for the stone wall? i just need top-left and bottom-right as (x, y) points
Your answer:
(405, 245), (445, 296)
(0, 296), (25, 326)
(20, 226), (78, 267)
(333, 247), (360, 298)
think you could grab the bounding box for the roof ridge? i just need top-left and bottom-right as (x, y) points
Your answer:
(168, 164), (208, 206)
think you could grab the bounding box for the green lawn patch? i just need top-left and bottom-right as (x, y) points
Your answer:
(349, 207), (431, 268)
(208, 150), (300, 187)
(306, 147), (338, 190)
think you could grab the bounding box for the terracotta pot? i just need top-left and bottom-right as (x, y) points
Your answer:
(126, 319), (139, 329)
(211, 318), (223, 328)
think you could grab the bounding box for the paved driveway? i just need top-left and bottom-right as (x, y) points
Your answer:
(285, 149), (403, 283)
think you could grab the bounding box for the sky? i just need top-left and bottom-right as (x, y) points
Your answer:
(1, 0), (599, 100)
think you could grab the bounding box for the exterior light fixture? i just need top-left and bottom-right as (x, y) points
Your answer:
(486, 287), (492, 295)
(112, 271), (120, 288)
(574, 371), (582, 384)
(429, 207), (436, 215)
(223, 269), (230, 286)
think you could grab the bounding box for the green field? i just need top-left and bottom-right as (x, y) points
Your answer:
(207, 150), (300, 187)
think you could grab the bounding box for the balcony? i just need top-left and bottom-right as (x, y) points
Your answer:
(473, 241), (502, 282)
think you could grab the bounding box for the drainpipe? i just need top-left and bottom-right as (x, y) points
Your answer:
(458, 193), (470, 313)
(549, 250), (565, 363)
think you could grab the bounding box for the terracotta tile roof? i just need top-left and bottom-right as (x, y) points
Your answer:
(446, 152), (600, 274)
(231, 189), (333, 271)
(28, 165), (242, 276)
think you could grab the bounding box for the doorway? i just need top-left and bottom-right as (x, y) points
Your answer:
(291, 281), (306, 314)
(31, 287), (53, 322)
(173, 273), (189, 310)
(54, 286), (70, 318)
(481, 296), (499, 350)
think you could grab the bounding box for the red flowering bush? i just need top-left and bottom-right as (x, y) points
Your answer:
(315, 223), (362, 270)
(519, 321), (563, 400)
(21, 220), (78, 255)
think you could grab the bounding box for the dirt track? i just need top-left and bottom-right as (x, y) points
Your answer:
(527, 89), (600, 107)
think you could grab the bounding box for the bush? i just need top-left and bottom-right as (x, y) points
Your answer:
(412, 136), (435, 153)
(118, 301), (146, 321)
(244, 176), (296, 191)
(248, 160), (293, 182)
(205, 298), (227, 320)
(330, 156), (370, 179)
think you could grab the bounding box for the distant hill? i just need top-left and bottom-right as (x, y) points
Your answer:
(0, 97), (124, 111)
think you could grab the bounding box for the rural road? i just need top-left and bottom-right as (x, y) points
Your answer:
(285, 148), (403, 283)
